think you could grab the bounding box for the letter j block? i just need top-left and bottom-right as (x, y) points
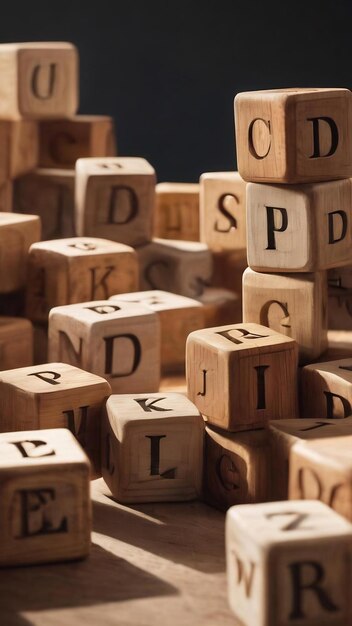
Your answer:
(186, 323), (298, 431)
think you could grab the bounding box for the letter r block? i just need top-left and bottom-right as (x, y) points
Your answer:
(226, 500), (352, 626)
(186, 323), (299, 432)
(235, 88), (352, 183)
(301, 359), (352, 419)
(0, 428), (90, 566)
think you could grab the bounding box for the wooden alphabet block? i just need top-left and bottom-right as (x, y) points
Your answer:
(0, 362), (111, 477)
(14, 168), (75, 239)
(0, 428), (90, 566)
(328, 266), (352, 330)
(243, 268), (328, 363)
(247, 178), (352, 272)
(0, 120), (38, 180)
(75, 157), (155, 246)
(101, 393), (204, 503)
(48, 300), (160, 393)
(235, 88), (352, 183)
(204, 424), (270, 511)
(0, 317), (33, 369)
(0, 213), (41, 293)
(110, 290), (204, 373)
(154, 182), (200, 241)
(212, 249), (247, 295)
(186, 323), (299, 431)
(198, 287), (241, 326)
(301, 358), (352, 419)
(0, 42), (78, 119)
(39, 115), (116, 168)
(200, 172), (246, 251)
(26, 237), (138, 323)
(226, 500), (352, 626)
(138, 238), (212, 298)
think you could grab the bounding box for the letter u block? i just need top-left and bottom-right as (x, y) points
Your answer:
(26, 237), (138, 323)
(247, 179), (352, 272)
(186, 323), (299, 431)
(235, 88), (352, 183)
(0, 362), (111, 477)
(226, 501), (352, 626)
(0, 428), (90, 566)
(75, 157), (156, 246)
(301, 359), (352, 419)
(48, 300), (161, 393)
(0, 42), (78, 119)
(101, 393), (204, 503)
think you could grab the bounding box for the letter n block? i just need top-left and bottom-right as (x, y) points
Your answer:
(186, 323), (298, 431)
(154, 182), (200, 241)
(235, 88), (352, 183)
(0, 428), (90, 566)
(226, 500), (352, 626)
(247, 179), (352, 272)
(101, 393), (204, 503)
(75, 157), (156, 246)
(301, 359), (352, 419)
(0, 213), (41, 293)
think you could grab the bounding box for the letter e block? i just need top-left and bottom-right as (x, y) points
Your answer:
(301, 359), (352, 419)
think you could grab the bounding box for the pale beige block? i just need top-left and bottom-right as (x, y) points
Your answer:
(0, 428), (90, 566)
(0, 212), (41, 293)
(154, 182), (199, 241)
(0, 317), (33, 369)
(301, 359), (352, 418)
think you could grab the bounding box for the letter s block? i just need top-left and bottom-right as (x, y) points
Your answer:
(186, 323), (299, 432)
(301, 359), (352, 419)
(235, 88), (352, 183)
(0, 428), (90, 566)
(0, 42), (78, 119)
(226, 501), (352, 626)
(101, 393), (203, 503)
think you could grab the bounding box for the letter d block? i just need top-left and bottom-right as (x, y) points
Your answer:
(235, 88), (352, 183)
(0, 428), (90, 566)
(102, 393), (204, 503)
(186, 323), (298, 432)
(226, 501), (352, 626)
(301, 359), (352, 419)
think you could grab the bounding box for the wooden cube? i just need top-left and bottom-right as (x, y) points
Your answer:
(243, 268), (328, 363)
(110, 289), (204, 373)
(0, 317), (33, 369)
(0, 362), (111, 477)
(235, 88), (352, 183)
(138, 238), (212, 298)
(328, 266), (352, 330)
(26, 237), (138, 323)
(0, 42), (78, 119)
(0, 213), (41, 293)
(39, 115), (116, 168)
(212, 249), (247, 295)
(0, 428), (90, 566)
(75, 157), (155, 246)
(48, 300), (160, 393)
(204, 424), (270, 511)
(247, 178), (352, 272)
(226, 500), (352, 626)
(186, 323), (299, 431)
(154, 182), (199, 241)
(301, 359), (352, 419)
(200, 172), (246, 251)
(198, 287), (241, 326)
(0, 120), (38, 180)
(14, 168), (75, 239)
(101, 393), (204, 503)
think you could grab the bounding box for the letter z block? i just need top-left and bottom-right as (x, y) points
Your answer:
(0, 428), (90, 566)
(301, 359), (352, 419)
(186, 323), (299, 431)
(101, 393), (204, 503)
(226, 500), (352, 626)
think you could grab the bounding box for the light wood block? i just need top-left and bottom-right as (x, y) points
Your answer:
(14, 168), (75, 239)
(301, 358), (352, 418)
(26, 237), (138, 323)
(212, 249), (247, 295)
(154, 182), (199, 241)
(39, 115), (116, 168)
(110, 289), (204, 373)
(200, 172), (246, 251)
(75, 157), (155, 246)
(243, 268), (328, 363)
(0, 212), (41, 293)
(101, 392), (204, 503)
(328, 266), (352, 330)
(186, 323), (299, 431)
(0, 42), (78, 119)
(247, 178), (352, 272)
(204, 424), (270, 511)
(138, 238), (212, 298)
(226, 500), (352, 626)
(48, 300), (161, 393)
(0, 181), (13, 212)
(235, 88), (352, 183)
(0, 362), (111, 477)
(0, 428), (90, 566)
(198, 287), (241, 326)
(0, 317), (33, 369)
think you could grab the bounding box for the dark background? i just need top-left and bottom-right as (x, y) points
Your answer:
(1, 1), (351, 181)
